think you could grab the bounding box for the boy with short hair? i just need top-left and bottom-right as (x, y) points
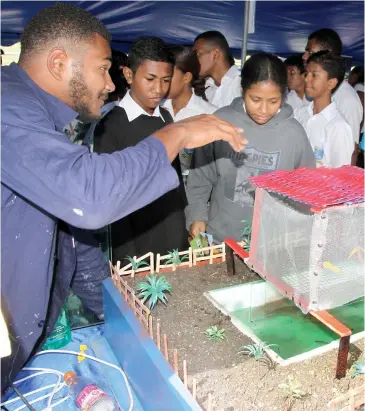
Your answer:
(295, 51), (353, 168)
(303, 28), (362, 164)
(284, 55), (310, 110)
(94, 36), (188, 263)
(193, 31), (241, 107)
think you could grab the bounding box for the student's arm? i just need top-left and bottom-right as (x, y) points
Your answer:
(325, 122), (354, 168)
(357, 90), (364, 135)
(335, 91), (362, 165)
(185, 143), (218, 236)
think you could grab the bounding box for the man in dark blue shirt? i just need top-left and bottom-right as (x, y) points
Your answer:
(1, 3), (246, 388)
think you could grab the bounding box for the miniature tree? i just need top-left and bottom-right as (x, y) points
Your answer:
(350, 354), (365, 378)
(125, 255), (149, 275)
(279, 376), (307, 410)
(165, 249), (189, 268)
(239, 341), (277, 391)
(204, 326), (226, 341)
(238, 341), (276, 366)
(136, 275), (172, 309)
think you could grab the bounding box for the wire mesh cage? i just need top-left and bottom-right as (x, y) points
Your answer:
(248, 166), (365, 313)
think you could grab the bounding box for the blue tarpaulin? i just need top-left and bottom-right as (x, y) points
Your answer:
(1, 1), (364, 64)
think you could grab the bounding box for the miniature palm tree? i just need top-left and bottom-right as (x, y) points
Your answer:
(279, 376), (307, 410)
(238, 341), (277, 369)
(165, 249), (189, 266)
(204, 326), (226, 341)
(125, 256), (149, 271)
(350, 354), (365, 378)
(135, 275), (172, 309)
(240, 220), (252, 251)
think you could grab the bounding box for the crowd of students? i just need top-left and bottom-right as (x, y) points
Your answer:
(75, 28), (363, 261)
(1, 2), (363, 390)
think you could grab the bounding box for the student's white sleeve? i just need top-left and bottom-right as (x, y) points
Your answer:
(335, 94), (363, 144)
(325, 122), (354, 167)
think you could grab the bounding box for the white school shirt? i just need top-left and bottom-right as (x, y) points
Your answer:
(332, 81), (362, 144)
(294, 102), (353, 168)
(118, 90), (164, 122)
(162, 92), (217, 177)
(163, 91), (217, 121)
(205, 65), (241, 108)
(285, 89), (311, 111)
(354, 83), (364, 133)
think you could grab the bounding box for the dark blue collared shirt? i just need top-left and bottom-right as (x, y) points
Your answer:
(1, 63), (178, 387)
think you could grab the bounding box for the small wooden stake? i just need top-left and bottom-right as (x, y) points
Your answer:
(132, 293), (137, 315)
(163, 334), (169, 360)
(173, 349), (178, 375)
(208, 393), (213, 411)
(192, 378), (197, 400)
(156, 253), (160, 273)
(156, 321), (161, 350)
(183, 359), (188, 388)
(209, 247), (213, 264)
(148, 315), (153, 339)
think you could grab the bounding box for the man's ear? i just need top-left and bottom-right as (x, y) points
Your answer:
(328, 77), (338, 92)
(123, 66), (134, 85)
(183, 72), (193, 84)
(47, 48), (69, 81)
(212, 48), (220, 62)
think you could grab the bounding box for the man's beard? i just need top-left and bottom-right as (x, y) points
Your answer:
(68, 69), (99, 123)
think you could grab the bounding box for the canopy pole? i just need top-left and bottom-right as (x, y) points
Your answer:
(241, 0), (250, 68)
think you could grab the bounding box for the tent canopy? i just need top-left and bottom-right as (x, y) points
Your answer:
(1, 1), (364, 64)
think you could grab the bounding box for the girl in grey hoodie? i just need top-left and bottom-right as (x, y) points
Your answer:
(185, 53), (316, 243)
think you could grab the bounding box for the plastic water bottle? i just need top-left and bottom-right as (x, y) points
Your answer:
(64, 371), (115, 410)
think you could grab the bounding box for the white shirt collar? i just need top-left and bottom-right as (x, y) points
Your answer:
(206, 65), (240, 87)
(307, 101), (337, 122)
(161, 91), (198, 115)
(223, 64), (240, 81)
(118, 90), (162, 122)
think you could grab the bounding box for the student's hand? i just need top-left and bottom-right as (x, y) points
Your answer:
(154, 114), (247, 162)
(189, 221), (207, 238)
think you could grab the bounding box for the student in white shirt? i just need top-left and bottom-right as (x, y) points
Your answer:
(163, 46), (217, 180)
(348, 67), (364, 134)
(348, 66), (365, 164)
(193, 31), (241, 108)
(284, 55), (311, 110)
(302, 28), (362, 164)
(295, 51), (353, 168)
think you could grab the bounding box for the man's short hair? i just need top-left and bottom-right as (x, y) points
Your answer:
(308, 28), (342, 56)
(284, 55), (305, 73)
(307, 51), (346, 94)
(194, 31), (235, 66)
(20, 3), (111, 61)
(127, 36), (174, 73)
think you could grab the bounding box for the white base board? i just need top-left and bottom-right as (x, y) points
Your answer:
(205, 281), (364, 366)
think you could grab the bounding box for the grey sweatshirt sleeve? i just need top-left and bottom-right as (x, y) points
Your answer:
(185, 143), (217, 229)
